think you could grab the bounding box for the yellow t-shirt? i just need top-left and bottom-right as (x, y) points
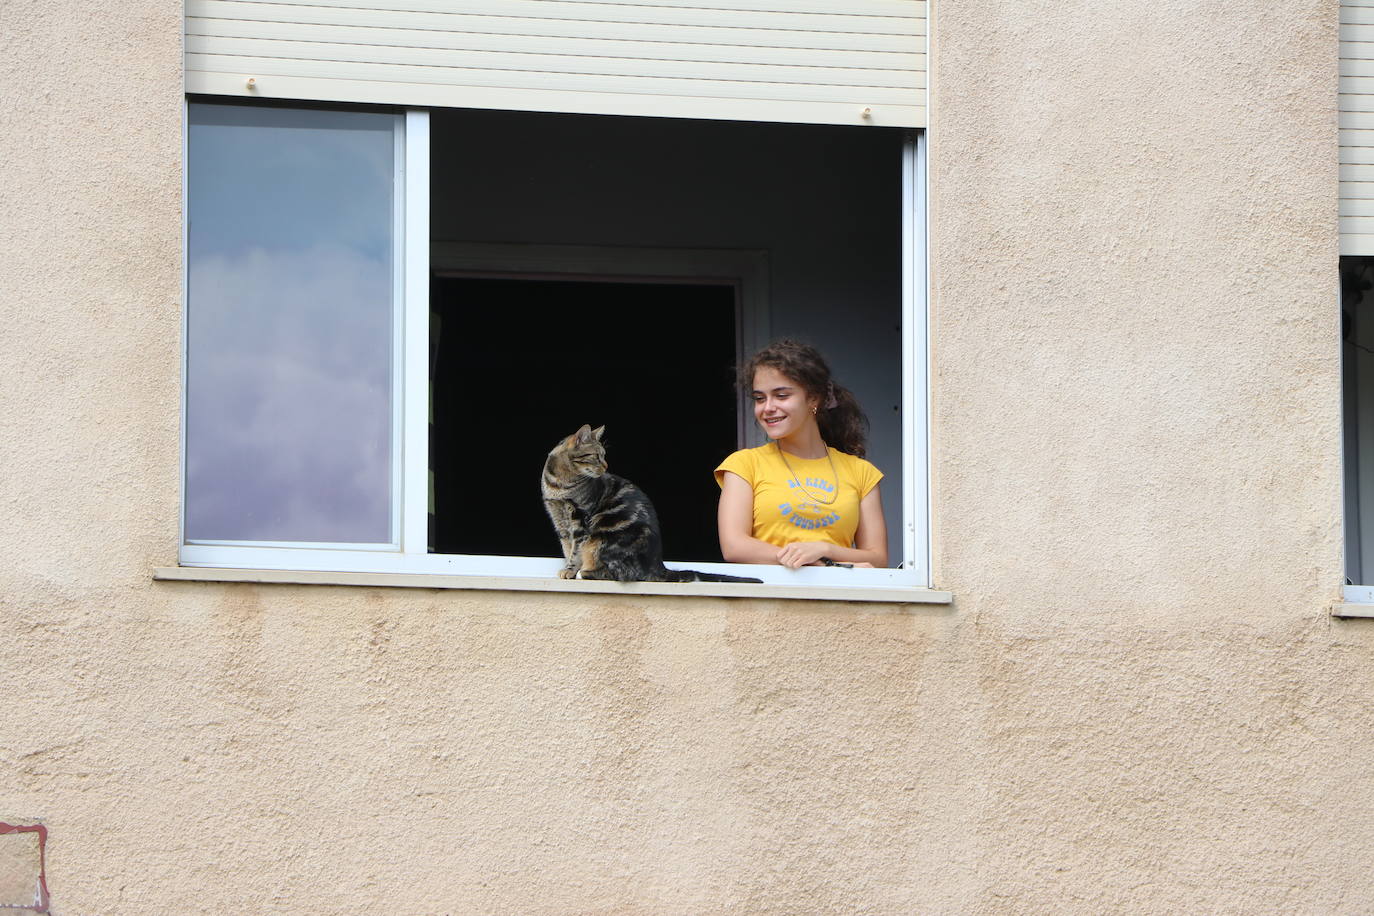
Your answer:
(714, 445), (883, 549)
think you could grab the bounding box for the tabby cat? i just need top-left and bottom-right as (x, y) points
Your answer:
(541, 425), (762, 583)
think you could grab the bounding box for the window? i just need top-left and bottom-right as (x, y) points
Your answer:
(185, 104), (404, 548)
(1338, 1), (1374, 609)
(182, 101), (930, 591)
(1345, 258), (1374, 601)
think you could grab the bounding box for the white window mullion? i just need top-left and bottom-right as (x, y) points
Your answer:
(179, 99), (191, 554)
(902, 131), (931, 586)
(402, 109), (431, 555)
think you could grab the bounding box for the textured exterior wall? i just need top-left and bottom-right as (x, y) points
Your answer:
(1, 0), (1368, 913)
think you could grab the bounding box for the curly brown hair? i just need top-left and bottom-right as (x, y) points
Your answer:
(740, 339), (870, 458)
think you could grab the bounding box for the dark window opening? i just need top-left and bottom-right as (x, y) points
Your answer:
(430, 275), (738, 560)
(428, 106), (906, 565)
(1345, 257), (1374, 584)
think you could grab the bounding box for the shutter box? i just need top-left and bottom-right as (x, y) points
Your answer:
(1344, 0), (1374, 254)
(185, 0), (927, 128)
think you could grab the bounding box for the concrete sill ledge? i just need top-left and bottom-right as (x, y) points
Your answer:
(1332, 603), (1374, 618)
(154, 567), (953, 608)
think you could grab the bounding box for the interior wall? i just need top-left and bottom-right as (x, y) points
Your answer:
(430, 109), (907, 564)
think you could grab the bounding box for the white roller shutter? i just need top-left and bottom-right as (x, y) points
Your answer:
(184, 0), (926, 127)
(1344, 0), (1374, 254)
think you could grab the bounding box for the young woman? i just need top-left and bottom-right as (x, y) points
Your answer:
(715, 340), (888, 569)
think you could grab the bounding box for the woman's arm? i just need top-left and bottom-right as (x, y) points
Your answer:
(774, 484), (889, 569)
(717, 471), (791, 564)
(852, 484), (889, 567)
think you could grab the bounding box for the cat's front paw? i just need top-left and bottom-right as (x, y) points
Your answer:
(558, 566), (579, 579)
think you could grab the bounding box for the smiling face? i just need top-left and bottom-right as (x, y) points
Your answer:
(752, 366), (819, 442)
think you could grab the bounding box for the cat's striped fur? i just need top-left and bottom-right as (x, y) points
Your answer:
(541, 425), (762, 583)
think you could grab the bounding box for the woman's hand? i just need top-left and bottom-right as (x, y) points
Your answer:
(776, 541), (831, 569)
(774, 487), (890, 570)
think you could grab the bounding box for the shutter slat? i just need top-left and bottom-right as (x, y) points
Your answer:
(1342, 69), (1374, 87)
(1344, 145), (1374, 165)
(1340, 110), (1374, 128)
(1342, 235), (1374, 256)
(1342, 23), (1374, 41)
(1341, 56), (1374, 77)
(1341, 93), (1374, 112)
(1342, 216), (1374, 235)
(1341, 164), (1374, 181)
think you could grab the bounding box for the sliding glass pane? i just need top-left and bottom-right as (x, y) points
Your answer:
(186, 104), (397, 544)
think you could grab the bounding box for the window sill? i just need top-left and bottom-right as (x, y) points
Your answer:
(1336, 585), (1374, 615)
(1332, 602), (1374, 618)
(153, 566), (952, 607)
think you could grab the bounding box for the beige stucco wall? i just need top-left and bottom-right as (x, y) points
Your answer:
(2, 0), (1369, 913)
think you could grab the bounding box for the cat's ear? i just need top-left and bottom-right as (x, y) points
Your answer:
(592, 425), (606, 442)
(575, 424), (595, 444)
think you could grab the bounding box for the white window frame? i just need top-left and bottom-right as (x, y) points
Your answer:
(179, 107), (933, 593)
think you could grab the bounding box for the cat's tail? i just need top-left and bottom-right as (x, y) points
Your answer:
(657, 567), (763, 584)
